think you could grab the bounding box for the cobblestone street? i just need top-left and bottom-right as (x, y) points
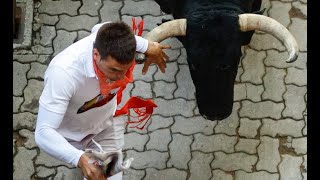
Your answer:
(13, 0), (307, 179)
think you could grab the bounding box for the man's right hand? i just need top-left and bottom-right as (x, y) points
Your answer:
(78, 154), (107, 180)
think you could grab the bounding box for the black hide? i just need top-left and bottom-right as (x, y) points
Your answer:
(154, 0), (262, 120)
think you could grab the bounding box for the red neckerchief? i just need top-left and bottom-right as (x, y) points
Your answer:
(93, 55), (157, 130)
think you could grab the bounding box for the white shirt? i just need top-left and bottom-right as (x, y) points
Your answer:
(35, 22), (149, 167)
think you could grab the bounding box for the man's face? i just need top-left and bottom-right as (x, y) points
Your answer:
(93, 48), (133, 82)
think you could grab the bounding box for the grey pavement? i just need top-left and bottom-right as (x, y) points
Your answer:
(13, 0), (307, 179)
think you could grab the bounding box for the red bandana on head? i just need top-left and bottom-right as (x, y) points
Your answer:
(92, 18), (157, 130)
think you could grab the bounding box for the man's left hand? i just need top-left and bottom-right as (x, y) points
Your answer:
(142, 41), (171, 75)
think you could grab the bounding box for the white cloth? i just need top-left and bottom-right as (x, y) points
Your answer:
(35, 22), (148, 168)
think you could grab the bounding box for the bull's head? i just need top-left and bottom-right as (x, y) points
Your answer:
(137, 12), (298, 121)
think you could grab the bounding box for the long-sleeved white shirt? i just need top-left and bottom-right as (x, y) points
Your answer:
(35, 22), (149, 167)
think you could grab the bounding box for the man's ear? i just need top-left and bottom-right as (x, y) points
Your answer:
(93, 48), (100, 62)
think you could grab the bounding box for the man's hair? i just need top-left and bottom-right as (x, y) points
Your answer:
(94, 21), (136, 64)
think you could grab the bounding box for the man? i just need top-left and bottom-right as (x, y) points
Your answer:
(34, 21), (170, 180)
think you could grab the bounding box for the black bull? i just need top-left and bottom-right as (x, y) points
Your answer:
(137, 0), (298, 121)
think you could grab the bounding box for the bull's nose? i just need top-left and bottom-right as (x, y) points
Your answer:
(201, 112), (231, 121)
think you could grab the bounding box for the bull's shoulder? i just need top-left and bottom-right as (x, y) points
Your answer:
(154, 0), (172, 14)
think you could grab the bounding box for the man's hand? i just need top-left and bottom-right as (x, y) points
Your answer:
(142, 41), (171, 75)
(78, 154), (107, 180)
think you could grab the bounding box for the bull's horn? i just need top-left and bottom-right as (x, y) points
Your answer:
(144, 19), (187, 42)
(135, 19), (186, 62)
(239, 14), (299, 63)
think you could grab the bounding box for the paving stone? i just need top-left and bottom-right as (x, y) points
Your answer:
(285, 67), (307, 86)
(269, 1), (291, 27)
(212, 152), (257, 172)
(292, 1), (307, 17)
(13, 147), (37, 180)
(214, 102), (240, 135)
(36, 150), (73, 168)
(13, 50), (33, 55)
(265, 50), (307, 69)
(38, 0), (80, 16)
(145, 168), (187, 180)
(53, 30), (77, 56)
(235, 138), (260, 154)
(289, 18), (307, 52)
(235, 170), (279, 180)
(234, 83), (246, 101)
(13, 96), (23, 113)
(260, 118), (304, 137)
(153, 98), (196, 117)
(303, 116), (307, 136)
(154, 81), (177, 99)
(241, 49), (266, 84)
(245, 83), (264, 102)
(261, 0), (271, 16)
(77, 30), (91, 41)
(35, 166), (55, 178)
(13, 61), (30, 96)
(172, 115), (217, 135)
(38, 14), (59, 25)
(175, 64), (196, 100)
(240, 100), (284, 119)
(123, 132), (148, 151)
(167, 134), (192, 170)
(283, 85), (307, 119)
(147, 115), (174, 131)
(147, 129), (171, 151)
(38, 55), (51, 64)
(256, 136), (280, 172)
(279, 155), (303, 180)
(238, 118), (261, 138)
(57, 15), (99, 32)
(125, 150), (169, 169)
(13, 54), (39, 63)
(54, 167), (82, 180)
(143, 14), (174, 31)
(154, 61), (178, 82)
(249, 33), (286, 51)
(291, 137), (307, 155)
(177, 48), (188, 65)
(100, 0), (122, 22)
(132, 80), (152, 99)
(13, 139), (16, 155)
(31, 45), (54, 55)
(302, 155), (307, 171)
(21, 79), (43, 113)
(19, 129), (37, 149)
(235, 66), (243, 82)
(302, 173), (307, 180)
(27, 62), (47, 79)
(189, 151), (214, 180)
(121, 0), (161, 16)
(40, 26), (56, 46)
(123, 169), (145, 180)
(192, 134), (237, 153)
(80, 0), (102, 16)
(133, 63), (157, 82)
(13, 112), (37, 131)
(300, 0), (307, 3)
(211, 169), (233, 180)
(262, 67), (286, 102)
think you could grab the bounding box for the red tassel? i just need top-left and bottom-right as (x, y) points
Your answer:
(114, 97), (157, 130)
(132, 17), (137, 34)
(138, 20), (144, 36)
